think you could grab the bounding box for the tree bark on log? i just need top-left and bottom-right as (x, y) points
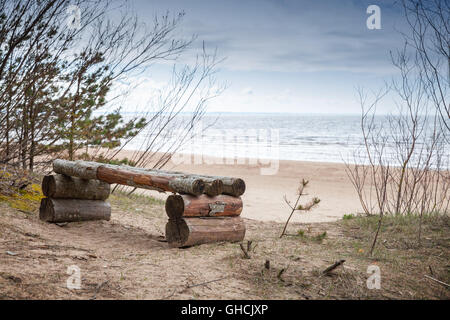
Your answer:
(140, 168), (224, 197)
(53, 159), (205, 196)
(39, 198), (111, 222)
(165, 217), (246, 248)
(200, 178), (223, 197)
(154, 169), (244, 197)
(42, 174), (110, 200)
(165, 194), (243, 219)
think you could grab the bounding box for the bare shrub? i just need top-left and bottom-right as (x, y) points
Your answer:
(345, 45), (449, 253)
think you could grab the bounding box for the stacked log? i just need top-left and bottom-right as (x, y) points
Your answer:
(40, 198), (111, 222)
(39, 174), (111, 223)
(165, 194), (243, 219)
(42, 174), (110, 200)
(165, 194), (246, 248)
(166, 216), (245, 248)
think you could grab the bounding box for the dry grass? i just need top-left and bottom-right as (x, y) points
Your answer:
(0, 191), (448, 300)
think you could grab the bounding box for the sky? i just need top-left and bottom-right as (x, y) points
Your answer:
(119, 0), (409, 114)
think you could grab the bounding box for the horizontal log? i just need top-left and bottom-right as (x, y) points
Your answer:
(52, 159), (245, 197)
(165, 216), (246, 248)
(142, 168), (224, 197)
(53, 159), (205, 196)
(165, 194), (243, 219)
(153, 169), (244, 197)
(42, 174), (110, 200)
(53, 159), (101, 180)
(39, 198), (111, 223)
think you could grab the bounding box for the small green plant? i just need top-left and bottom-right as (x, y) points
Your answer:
(343, 213), (355, 220)
(313, 231), (327, 243)
(280, 179), (321, 238)
(297, 229), (305, 237)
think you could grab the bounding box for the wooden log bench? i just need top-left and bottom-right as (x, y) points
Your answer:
(39, 159), (246, 247)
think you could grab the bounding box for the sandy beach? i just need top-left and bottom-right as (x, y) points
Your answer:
(115, 150), (363, 223)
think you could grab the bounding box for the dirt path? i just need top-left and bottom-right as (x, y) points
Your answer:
(1, 195), (448, 300)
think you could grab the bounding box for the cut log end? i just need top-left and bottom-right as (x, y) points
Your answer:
(204, 179), (224, 197)
(165, 219), (189, 246)
(220, 178), (246, 197)
(192, 179), (206, 195)
(165, 194), (185, 220)
(42, 175), (55, 197)
(39, 198), (54, 222)
(231, 178), (246, 197)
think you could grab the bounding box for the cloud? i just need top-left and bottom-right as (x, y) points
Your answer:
(125, 0), (410, 113)
(139, 0), (406, 75)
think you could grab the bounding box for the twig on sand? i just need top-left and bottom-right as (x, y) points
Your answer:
(277, 267), (287, 282)
(424, 275), (450, 288)
(90, 280), (109, 300)
(239, 242), (251, 259)
(161, 288), (177, 300)
(186, 276), (229, 289)
(247, 240), (253, 252)
(322, 260), (345, 275)
(166, 276), (229, 298)
(156, 235), (167, 242)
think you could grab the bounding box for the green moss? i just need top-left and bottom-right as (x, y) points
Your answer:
(0, 183), (44, 213)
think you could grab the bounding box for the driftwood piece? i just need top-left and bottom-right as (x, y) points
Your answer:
(165, 194), (243, 219)
(239, 243), (251, 259)
(39, 198), (111, 223)
(186, 276), (229, 289)
(322, 260), (346, 274)
(424, 275), (450, 288)
(165, 217), (246, 248)
(42, 174), (110, 200)
(53, 159), (205, 196)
